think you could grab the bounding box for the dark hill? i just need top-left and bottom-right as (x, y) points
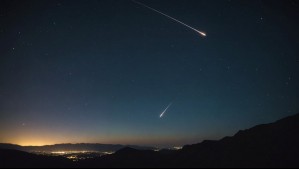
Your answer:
(0, 149), (73, 168)
(178, 113), (299, 167)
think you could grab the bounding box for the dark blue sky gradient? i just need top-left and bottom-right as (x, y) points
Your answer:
(0, 0), (299, 147)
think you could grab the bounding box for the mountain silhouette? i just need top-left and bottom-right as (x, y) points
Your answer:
(0, 143), (155, 153)
(1, 113), (299, 168)
(176, 113), (299, 167)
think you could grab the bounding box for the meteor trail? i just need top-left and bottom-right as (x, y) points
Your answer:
(159, 103), (172, 118)
(132, 0), (206, 37)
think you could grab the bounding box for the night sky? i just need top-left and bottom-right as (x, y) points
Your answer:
(0, 0), (299, 147)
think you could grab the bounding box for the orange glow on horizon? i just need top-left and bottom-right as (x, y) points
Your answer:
(8, 136), (186, 147)
(3, 129), (195, 147)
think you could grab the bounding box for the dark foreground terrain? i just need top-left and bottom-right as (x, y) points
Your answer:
(1, 113), (299, 168)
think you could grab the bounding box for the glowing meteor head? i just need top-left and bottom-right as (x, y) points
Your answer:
(199, 31), (206, 37)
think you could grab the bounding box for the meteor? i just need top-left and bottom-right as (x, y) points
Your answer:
(132, 0), (206, 37)
(159, 103), (172, 118)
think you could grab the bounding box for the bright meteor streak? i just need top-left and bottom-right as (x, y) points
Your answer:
(159, 103), (172, 118)
(132, 0), (206, 37)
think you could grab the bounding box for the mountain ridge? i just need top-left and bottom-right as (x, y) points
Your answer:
(0, 143), (155, 152)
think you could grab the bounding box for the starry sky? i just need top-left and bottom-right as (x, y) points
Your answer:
(0, 0), (299, 147)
